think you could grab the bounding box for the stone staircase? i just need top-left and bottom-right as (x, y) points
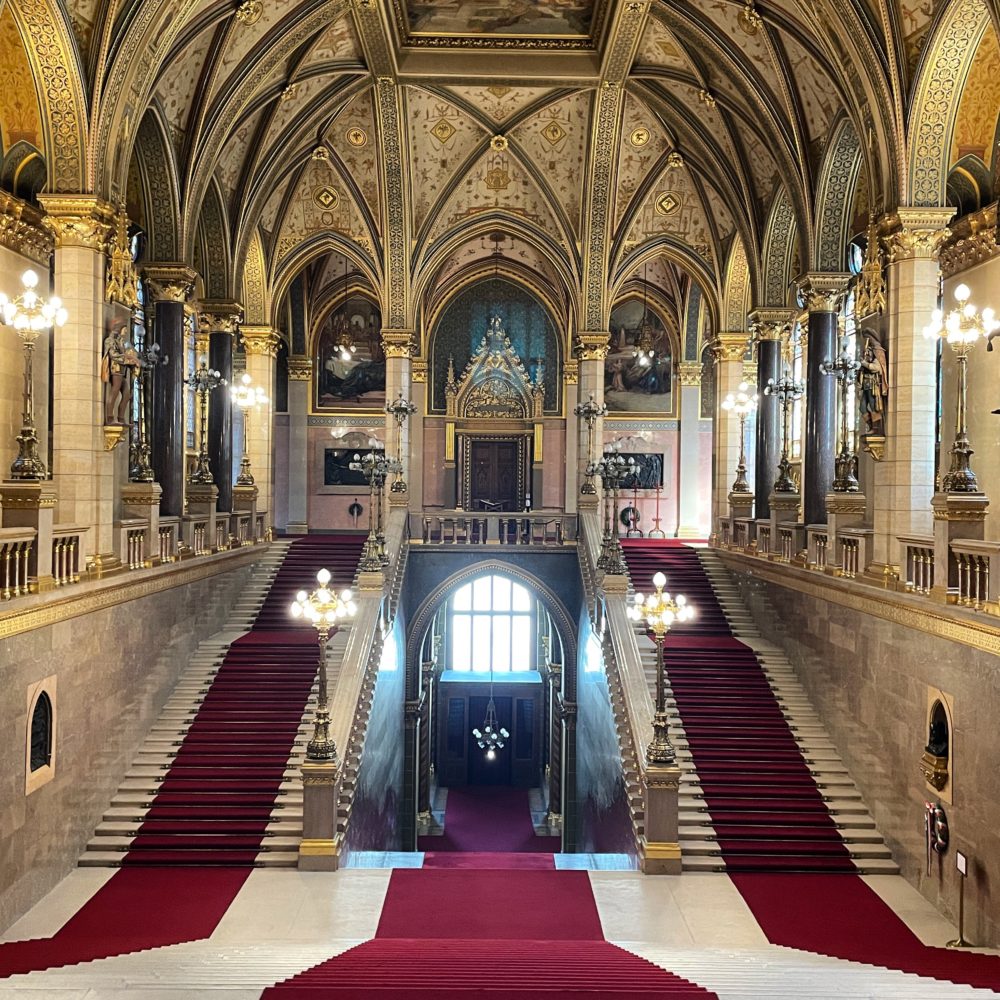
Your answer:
(80, 540), (343, 868)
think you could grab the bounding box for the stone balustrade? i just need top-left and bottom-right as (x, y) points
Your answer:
(900, 535), (935, 595)
(51, 525), (85, 586)
(0, 528), (34, 600)
(412, 511), (577, 547)
(807, 526), (829, 571)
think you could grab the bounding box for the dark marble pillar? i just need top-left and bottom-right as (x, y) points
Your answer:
(200, 303), (241, 513)
(754, 333), (783, 520)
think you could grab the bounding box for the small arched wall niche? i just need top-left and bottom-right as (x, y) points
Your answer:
(25, 677), (56, 795)
(921, 689), (954, 804)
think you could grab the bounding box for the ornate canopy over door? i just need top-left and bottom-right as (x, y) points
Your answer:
(445, 316), (545, 511)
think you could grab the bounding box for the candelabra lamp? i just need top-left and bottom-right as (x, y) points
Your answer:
(385, 392), (417, 494)
(627, 571), (695, 764)
(129, 342), (167, 483)
(763, 366), (805, 494)
(573, 392), (607, 495)
(290, 569), (357, 761)
(232, 372), (268, 486)
(0, 269), (68, 480)
(924, 283), (999, 493)
(822, 346), (862, 492)
(185, 359), (227, 485)
(351, 447), (400, 570)
(720, 381), (758, 495)
(595, 448), (635, 575)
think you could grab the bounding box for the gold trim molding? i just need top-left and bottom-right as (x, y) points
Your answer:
(0, 191), (52, 265)
(941, 202), (998, 278)
(288, 357), (313, 381)
(577, 332), (610, 361)
(883, 208), (955, 263)
(38, 195), (114, 252)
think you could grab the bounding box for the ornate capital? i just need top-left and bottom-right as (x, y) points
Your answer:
(240, 325), (282, 357)
(748, 308), (795, 342)
(742, 361), (758, 384)
(940, 203), (998, 278)
(288, 356), (313, 381)
(198, 299), (243, 335)
(677, 361), (702, 387)
(796, 273), (850, 313)
(38, 194), (114, 251)
(563, 359), (579, 385)
(382, 328), (414, 360)
(883, 207), (955, 263)
(142, 263), (198, 303)
(711, 332), (749, 363)
(576, 331), (610, 361)
(0, 191), (52, 265)
(411, 360), (428, 383)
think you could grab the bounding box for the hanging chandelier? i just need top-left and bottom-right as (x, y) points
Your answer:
(473, 697), (509, 761)
(633, 265), (656, 367)
(333, 258), (355, 362)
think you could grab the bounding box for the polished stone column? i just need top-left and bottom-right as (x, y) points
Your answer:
(676, 361), (703, 537)
(576, 333), (609, 510)
(240, 326), (281, 530)
(799, 275), (849, 526)
(711, 333), (752, 536)
(40, 196), (116, 560)
(200, 302), (241, 513)
(143, 265), (197, 518)
(286, 357), (312, 534)
(749, 310), (793, 521)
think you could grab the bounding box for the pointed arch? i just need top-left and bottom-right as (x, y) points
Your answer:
(132, 106), (181, 262)
(761, 188), (797, 307)
(195, 178), (231, 299)
(241, 227), (270, 325)
(723, 237), (752, 333)
(814, 116), (863, 272)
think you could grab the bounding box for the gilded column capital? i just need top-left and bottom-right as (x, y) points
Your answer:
(381, 328), (414, 359)
(795, 273), (850, 313)
(677, 361), (702, 386)
(142, 264), (198, 303)
(0, 191), (52, 265)
(940, 202), (999, 278)
(742, 361), (757, 384)
(38, 194), (114, 251)
(240, 325), (282, 357)
(748, 308), (795, 342)
(198, 299), (244, 335)
(711, 332), (749, 363)
(563, 359), (579, 385)
(576, 331), (610, 361)
(411, 359), (428, 383)
(288, 356), (313, 381)
(882, 207), (955, 263)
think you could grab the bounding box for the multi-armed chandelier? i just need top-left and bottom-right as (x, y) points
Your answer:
(721, 381), (758, 496)
(232, 372), (268, 487)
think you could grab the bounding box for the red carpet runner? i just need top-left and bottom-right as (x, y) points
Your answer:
(0, 535), (365, 976)
(622, 539), (854, 873)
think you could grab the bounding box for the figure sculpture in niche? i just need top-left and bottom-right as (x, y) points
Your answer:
(857, 334), (889, 436)
(102, 324), (140, 425)
(926, 718), (949, 758)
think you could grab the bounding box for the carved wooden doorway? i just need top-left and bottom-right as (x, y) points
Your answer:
(465, 437), (525, 511)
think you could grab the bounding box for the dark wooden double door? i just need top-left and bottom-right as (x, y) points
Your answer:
(468, 439), (523, 512)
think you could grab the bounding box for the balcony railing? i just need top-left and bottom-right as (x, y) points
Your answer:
(413, 512), (577, 547)
(900, 535), (934, 595)
(951, 539), (1000, 612)
(807, 527), (828, 571)
(51, 526), (84, 587)
(1, 528), (35, 599)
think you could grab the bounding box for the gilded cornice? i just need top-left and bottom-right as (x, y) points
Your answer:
(240, 325), (282, 358)
(38, 195), (115, 251)
(940, 202), (999, 279)
(748, 308), (795, 342)
(382, 328), (414, 360)
(796, 273), (850, 313)
(142, 263), (198, 304)
(677, 361), (702, 386)
(882, 207), (955, 263)
(198, 299), (244, 336)
(711, 332), (749, 363)
(288, 356), (314, 381)
(577, 331), (610, 361)
(0, 191), (52, 265)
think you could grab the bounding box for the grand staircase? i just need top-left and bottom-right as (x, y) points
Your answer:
(81, 535), (366, 868)
(620, 540), (898, 875)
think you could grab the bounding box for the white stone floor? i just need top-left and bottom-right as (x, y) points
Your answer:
(0, 868), (998, 998)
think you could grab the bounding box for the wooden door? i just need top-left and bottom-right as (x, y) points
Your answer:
(468, 439), (521, 512)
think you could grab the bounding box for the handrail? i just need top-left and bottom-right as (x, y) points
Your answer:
(412, 510), (577, 546)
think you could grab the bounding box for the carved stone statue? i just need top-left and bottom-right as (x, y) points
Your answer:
(857, 334), (889, 436)
(102, 324), (140, 425)
(926, 719), (949, 758)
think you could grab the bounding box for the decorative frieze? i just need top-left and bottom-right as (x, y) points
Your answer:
(288, 357), (313, 382)
(0, 191), (52, 265)
(940, 202), (999, 278)
(677, 361), (702, 387)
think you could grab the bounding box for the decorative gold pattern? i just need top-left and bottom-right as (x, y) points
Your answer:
(288, 357), (314, 381)
(941, 203), (999, 278)
(142, 263), (197, 303)
(105, 210), (140, 307)
(749, 308), (794, 343)
(381, 328), (413, 359)
(39, 195), (114, 251)
(855, 220), (886, 318)
(883, 208), (955, 263)
(240, 325), (282, 357)
(711, 333), (748, 363)
(0, 190), (52, 264)
(677, 361), (702, 387)
(103, 425), (126, 451)
(576, 332), (610, 361)
(797, 273), (849, 313)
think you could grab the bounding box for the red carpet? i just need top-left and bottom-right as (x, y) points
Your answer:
(621, 541), (854, 873)
(422, 851), (555, 869)
(418, 786), (561, 855)
(733, 873), (1000, 991)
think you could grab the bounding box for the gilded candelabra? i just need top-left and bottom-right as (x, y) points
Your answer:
(822, 342), (862, 492)
(185, 359), (227, 485)
(290, 569), (357, 761)
(351, 446), (400, 570)
(574, 392), (607, 495)
(720, 381), (758, 494)
(129, 341), (167, 483)
(0, 269), (68, 480)
(385, 392), (417, 494)
(232, 372), (268, 486)
(764, 365), (805, 494)
(923, 283), (999, 493)
(627, 571), (695, 764)
(595, 447), (635, 575)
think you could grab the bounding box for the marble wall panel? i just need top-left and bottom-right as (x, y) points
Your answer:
(0, 559), (259, 932)
(725, 561), (1000, 947)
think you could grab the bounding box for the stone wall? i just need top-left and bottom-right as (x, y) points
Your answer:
(722, 557), (1000, 947)
(0, 554), (261, 931)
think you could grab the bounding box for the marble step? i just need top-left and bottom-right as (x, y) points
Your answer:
(681, 838), (895, 859)
(681, 855), (902, 875)
(679, 810), (877, 830)
(78, 849), (298, 868)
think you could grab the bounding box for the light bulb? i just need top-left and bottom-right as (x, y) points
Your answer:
(296, 589), (308, 603)
(633, 592), (644, 605)
(21, 270), (38, 289)
(955, 283), (971, 303)
(676, 594), (687, 606)
(486, 749), (496, 761)
(317, 568), (332, 585)
(652, 571), (666, 589)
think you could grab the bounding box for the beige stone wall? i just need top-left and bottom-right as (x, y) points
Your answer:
(0, 556), (261, 932)
(723, 559), (1000, 947)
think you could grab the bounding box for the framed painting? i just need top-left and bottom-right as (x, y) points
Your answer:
(604, 300), (674, 416)
(315, 296), (387, 411)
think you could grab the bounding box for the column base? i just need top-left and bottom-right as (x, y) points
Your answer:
(286, 521), (309, 535)
(640, 839), (682, 875)
(299, 761), (341, 871)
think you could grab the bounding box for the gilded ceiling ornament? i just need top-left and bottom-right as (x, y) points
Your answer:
(280, 84), (298, 102)
(312, 145), (332, 163)
(487, 86), (511, 99)
(347, 127), (368, 147)
(235, 0), (263, 24)
(666, 151), (684, 169)
(629, 128), (650, 147)
(105, 210), (139, 309)
(430, 118), (457, 144)
(697, 89), (717, 109)
(738, 0), (762, 34)
(655, 192), (680, 216)
(490, 135), (509, 152)
(854, 220), (886, 319)
(541, 120), (568, 146)
(315, 186), (340, 210)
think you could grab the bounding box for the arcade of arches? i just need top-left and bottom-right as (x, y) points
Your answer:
(3, 0), (1000, 996)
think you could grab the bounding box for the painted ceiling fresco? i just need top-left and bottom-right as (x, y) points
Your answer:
(402, 1), (597, 38)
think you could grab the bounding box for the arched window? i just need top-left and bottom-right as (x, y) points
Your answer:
(449, 575), (534, 673)
(29, 693), (52, 772)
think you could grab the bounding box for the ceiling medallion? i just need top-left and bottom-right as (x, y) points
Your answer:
(491, 135), (509, 152)
(280, 83), (298, 102)
(698, 89), (717, 109)
(312, 145), (331, 163)
(655, 192), (680, 216)
(235, 0), (262, 24)
(630, 127), (650, 147)
(347, 128), (368, 147)
(315, 187), (339, 210)
(739, 1), (763, 34)
(430, 118), (457, 144)
(541, 120), (567, 146)
(666, 151), (684, 169)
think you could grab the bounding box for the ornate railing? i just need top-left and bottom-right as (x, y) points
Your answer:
(121, 518), (148, 570)
(233, 512), (253, 547)
(51, 526), (84, 586)
(182, 516), (211, 556)
(158, 517), (180, 563)
(807, 527), (828, 571)
(0, 528), (35, 600)
(756, 523), (771, 556)
(951, 539), (1000, 612)
(733, 518), (752, 549)
(414, 511), (577, 546)
(900, 535), (935, 595)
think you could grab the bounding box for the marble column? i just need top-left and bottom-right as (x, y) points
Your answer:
(576, 334), (609, 509)
(410, 360), (427, 510)
(711, 333), (752, 538)
(382, 329), (414, 505)
(200, 302), (242, 514)
(799, 274), (849, 526)
(749, 310), (793, 522)
(239, 326), (281, 531)
(286, 357), (312, 534)
(676, 361), (703, 537)
(874, 208), (955, 573)
(563, 359), (580, 513)
(39, 196), (116, 562)
(142, 265), (196, 519)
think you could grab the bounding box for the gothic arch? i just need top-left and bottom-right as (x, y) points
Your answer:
(270, 233), (382, 314)
(722, 237), (752, 334)
(814, 117), (863, 272)
(761, 188), (797, 307)
(907, 0), (993, 206)
(240, 227), (270, 325)
(195, 178), (232, 299)
(132, 106), (180, 262)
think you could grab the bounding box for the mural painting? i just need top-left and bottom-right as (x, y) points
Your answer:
(406, 0), (595, 37)
(605, 299), (673, 415)
(315, 295), (386, 410)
